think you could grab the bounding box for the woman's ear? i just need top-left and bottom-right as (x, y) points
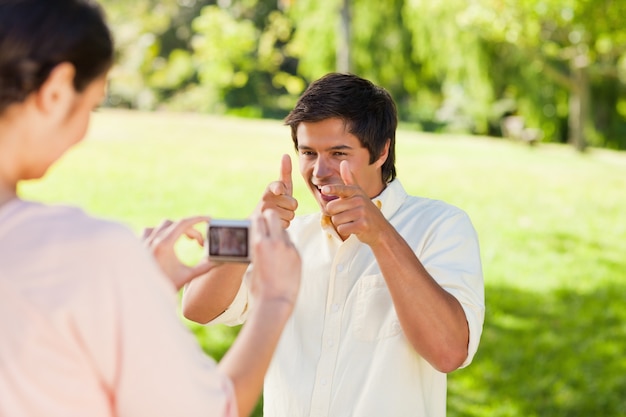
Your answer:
(35, 62), (76, 120)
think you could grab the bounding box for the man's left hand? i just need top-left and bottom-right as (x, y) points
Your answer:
(321, 161), (387, 244)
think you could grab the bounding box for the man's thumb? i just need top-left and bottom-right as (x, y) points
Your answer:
(279, 154), (293, 196)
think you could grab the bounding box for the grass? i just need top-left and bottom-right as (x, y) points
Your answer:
(19, 109), (626, 416)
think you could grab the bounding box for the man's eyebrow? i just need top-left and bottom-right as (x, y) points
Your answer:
(298, 144), (354, 151)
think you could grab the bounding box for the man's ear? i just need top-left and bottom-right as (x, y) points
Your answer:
(35, 62), (76, 120)
(375, 139), (391, 168)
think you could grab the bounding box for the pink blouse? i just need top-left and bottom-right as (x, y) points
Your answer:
(0, 200), (237, 417)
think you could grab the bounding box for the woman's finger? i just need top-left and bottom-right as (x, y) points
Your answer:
(184, 227), (205, 246)
(263, 209), (282, 240)
(157, 216), (210, 247)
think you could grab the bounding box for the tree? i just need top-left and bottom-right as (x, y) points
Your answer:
(404, 0), (626, 150)
(187, 0), (305, 117)
(97, 0), (626, 150)
(99, 0), (305, 117)
(337, 0), (352, 73)
(98, 0), (191, 109)
(286, 0), (440, 126)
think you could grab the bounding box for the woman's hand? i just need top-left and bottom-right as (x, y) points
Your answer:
(142, 216), (215, 290)
(248, 210), (301, 307)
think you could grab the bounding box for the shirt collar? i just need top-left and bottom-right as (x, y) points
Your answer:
(372, 179), (407, 220)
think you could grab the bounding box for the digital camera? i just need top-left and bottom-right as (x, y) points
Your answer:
(206, 219), (252, 263)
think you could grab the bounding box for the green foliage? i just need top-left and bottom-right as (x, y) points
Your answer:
(19, 110), (626, 416)
(351, 0), (437, 124)
(97, 0), (626, 149)
(98, 0), (301, 117)
(186, 5), (258, 111)
(404, 0), (495, 130)
(284, 0), (339, 80)
(98, 0), (184, 108)
(149, 48), (195, 89)
(454, 0), (626, 146)
(192, 6), (258, 89)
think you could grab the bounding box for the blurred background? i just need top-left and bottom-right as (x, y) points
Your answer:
(99, 0), (626, 152)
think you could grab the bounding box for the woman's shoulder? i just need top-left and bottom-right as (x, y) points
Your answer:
(0, 199), (137, 254)
(0, 200), (154, 300)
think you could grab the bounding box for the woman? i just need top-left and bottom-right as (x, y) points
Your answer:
(0, 1), (301, 416)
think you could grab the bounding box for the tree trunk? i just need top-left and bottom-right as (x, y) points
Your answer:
(336, 0), (351, 73)
(568, 56), (591, 152)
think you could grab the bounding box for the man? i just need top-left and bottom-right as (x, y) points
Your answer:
(183, 73), (485, 416)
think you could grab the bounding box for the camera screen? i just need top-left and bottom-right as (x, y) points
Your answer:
(208, 225), (249, 258)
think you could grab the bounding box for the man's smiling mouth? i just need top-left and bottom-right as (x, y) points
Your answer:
(315, 185), (339, 202)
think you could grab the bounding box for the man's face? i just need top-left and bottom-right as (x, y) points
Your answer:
(296, 117), (388, 214)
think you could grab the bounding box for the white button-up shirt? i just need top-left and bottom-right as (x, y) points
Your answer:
(215, 179), (485, 417)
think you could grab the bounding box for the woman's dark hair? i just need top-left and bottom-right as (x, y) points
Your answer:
(0, 0), (114, 114)
(284, 73), (398, 183)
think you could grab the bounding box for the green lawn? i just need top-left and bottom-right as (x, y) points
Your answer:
(19, 109), (626, 416)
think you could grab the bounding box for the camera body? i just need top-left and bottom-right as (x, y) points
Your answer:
(206, 219), (252, 263)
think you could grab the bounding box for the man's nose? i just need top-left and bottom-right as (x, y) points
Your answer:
(313, 156), (332, 178)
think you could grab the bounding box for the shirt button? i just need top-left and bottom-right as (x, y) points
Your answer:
(327, 339), (334, 347)
(336, 264), (344, 272)
(321, 378), (328, 386)
(331, 303), (339, 313)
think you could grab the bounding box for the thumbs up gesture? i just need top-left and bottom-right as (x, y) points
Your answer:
(256, 154), (299, 229)
(321, 161), (386, 244)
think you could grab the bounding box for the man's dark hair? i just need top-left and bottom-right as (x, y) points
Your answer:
(0, 0), (114, 114)
(284, 73), (398, 183)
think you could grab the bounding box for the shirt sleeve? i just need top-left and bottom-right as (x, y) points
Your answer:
(420, 210), (485, 368)
(80, 224), (239, 417)
(207, 269), (251, 326)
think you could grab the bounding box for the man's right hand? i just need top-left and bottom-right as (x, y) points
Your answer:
(256, 154), (298, 229)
